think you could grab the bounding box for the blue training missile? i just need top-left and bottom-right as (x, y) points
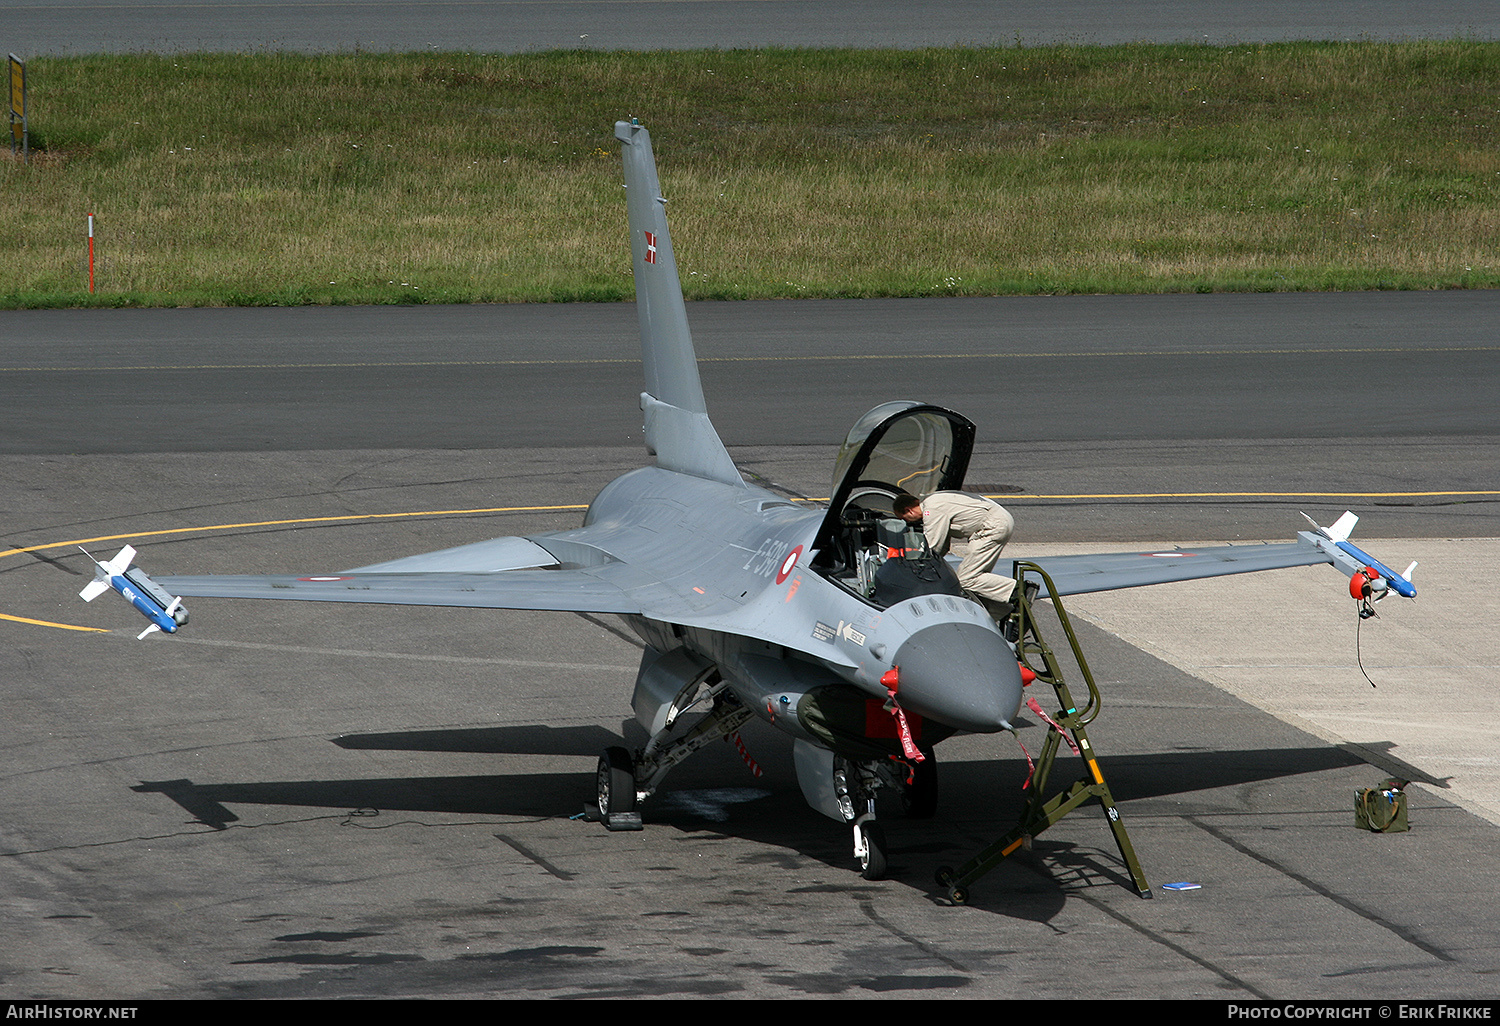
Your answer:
(1299, 512), (1417, 600)
(79, 545), (189, 639)
(1333, 540), (1417, 598)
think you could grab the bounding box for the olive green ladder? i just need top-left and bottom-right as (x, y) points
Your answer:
(936, 561), (1153, 905)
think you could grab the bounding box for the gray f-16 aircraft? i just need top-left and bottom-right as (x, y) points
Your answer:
(84, 120), (1416, 879)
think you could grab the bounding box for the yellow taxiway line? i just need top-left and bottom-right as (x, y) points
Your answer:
(0, 612), (110, 632)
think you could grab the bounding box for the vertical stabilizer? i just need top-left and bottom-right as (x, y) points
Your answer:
(616, 120), (744, 487)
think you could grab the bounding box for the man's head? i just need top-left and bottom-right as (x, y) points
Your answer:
(893, 494), (923, 523)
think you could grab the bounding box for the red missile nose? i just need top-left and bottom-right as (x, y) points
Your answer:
(1350, 567), (1384, 600)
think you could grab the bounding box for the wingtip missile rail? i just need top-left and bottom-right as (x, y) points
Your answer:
(79, 546), (189, 640)
(1298, 512), (1417, 609)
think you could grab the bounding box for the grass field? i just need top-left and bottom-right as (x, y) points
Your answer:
(2, 42), (1497, 307)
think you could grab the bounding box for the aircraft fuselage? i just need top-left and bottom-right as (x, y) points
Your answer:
(552, 465), (1024, 739)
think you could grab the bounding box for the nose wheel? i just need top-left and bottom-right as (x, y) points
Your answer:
(853, 818), (888, 880)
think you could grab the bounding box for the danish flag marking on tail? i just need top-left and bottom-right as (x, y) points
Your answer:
(644, 231), (658, 264)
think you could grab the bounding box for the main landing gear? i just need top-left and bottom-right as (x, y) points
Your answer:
(588, 679), (752, 832)
(596, 746), (641, 832)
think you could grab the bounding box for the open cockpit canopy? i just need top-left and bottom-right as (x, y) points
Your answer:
(812, 402), (976, 603)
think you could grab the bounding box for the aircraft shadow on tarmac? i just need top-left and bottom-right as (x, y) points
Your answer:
(127, 720), (1382, 913)
(332, 723), (624, 756)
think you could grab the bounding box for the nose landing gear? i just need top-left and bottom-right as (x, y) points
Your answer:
(854, 818), (888, 880)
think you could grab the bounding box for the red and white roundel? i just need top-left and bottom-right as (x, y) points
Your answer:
(776, 546), (803, 584)
(298, 576), (352, 582)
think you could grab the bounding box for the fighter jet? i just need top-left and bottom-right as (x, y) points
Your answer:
(87, 120), (1416, 879)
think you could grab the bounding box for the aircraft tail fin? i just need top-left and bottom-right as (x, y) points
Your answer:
(615, 120), (743, 487)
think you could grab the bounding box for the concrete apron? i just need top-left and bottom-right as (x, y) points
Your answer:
(1014, 539), (1500, 827)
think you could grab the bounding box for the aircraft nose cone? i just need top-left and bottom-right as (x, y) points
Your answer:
(890, 621), (1022, 733)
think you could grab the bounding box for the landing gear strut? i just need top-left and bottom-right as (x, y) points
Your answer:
(835, 756), (899, 879)
(589, 682), (752, 832)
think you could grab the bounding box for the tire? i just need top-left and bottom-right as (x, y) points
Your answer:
(859, 820), (888, 880)
(597, 746), (636, 819)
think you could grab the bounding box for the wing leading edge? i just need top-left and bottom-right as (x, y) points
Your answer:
(154, 567), (643, 616)
(1017, 539), (1331, 597)
(1014, 512), (1418, 600)
(154, 532), (643, 614)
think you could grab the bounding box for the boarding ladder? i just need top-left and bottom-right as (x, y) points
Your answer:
(936, 561), (1152, 904)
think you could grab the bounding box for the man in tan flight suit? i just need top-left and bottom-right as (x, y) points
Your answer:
(893, 491), (1016, 613)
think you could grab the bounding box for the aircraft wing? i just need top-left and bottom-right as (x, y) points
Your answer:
(153, 531), (650, 617)
(153, 567), (644, 615)
(342, 536), (561, 574)
(1015, 537), (1332, 597)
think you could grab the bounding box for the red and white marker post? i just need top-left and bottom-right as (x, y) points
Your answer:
(87, 213), (95, 293)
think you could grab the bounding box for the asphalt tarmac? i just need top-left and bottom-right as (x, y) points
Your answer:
(1, 297), (1497, 999)
(7, 0), (1498, 1006)
(12, 0), (1500, 55)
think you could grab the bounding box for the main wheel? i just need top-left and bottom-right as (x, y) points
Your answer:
(597, 746), (636, 819)
(858, 821), (888, 880)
